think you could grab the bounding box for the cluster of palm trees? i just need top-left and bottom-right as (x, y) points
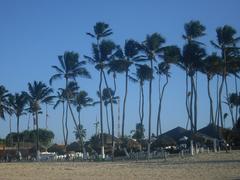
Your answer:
(0, 81), (54, 158)
(1, 20), (240, 160)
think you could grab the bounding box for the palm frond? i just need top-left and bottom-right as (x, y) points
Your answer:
(86, 32), (95, 38)
(49, 74), (63, 85)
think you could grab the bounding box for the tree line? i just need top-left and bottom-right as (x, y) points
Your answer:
(0, 20), (240, 160)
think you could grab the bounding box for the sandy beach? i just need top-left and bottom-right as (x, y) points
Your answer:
(0, 150), (239, 180)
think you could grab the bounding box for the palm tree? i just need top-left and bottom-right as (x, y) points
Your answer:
(8, 92), (28, 155)
(74, 124), (86, 141)
(74, 90), (93, 150)
(75, 90), (93, 128)
(201, 54), (222, 124)
(50, 51), (90, 147)
(135, 64), (153, 141)
(98, 88), (118, 135)
(227, 54), (240, 122)
(53, 89), (67, 147)
(85, 22), (115, 158)
(25, 81), (53, 159)
(141, 33), (165, 158)
(156, 46), (181, 136)
(63, 81), (88, 155)
(0, 85), (10, 120)
(211, 25), (240, 127)
(108, 39), (141, 137)
(181, 20), (206, 132)
(181, 43), (206, 132)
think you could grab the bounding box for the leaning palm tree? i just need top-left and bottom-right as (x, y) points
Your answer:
(8, 92), (28, 155)
(63, 81), (87, 154)
(25, 81), (53, 159)
(211, 25), (240, 127)
(141, 33), (165, 158)
(156, 46), (181, 136)
(53, 89), (67, 147)
(0, 85), (10, 120)
(50, 51), (90, 147)
(85, 22), (115, 158)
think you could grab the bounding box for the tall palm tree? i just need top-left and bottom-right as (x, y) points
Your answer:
(108, 39), (141, 137)
(156, 46), (181, 136)
(141, 33), (165, 158)
(8, 92), (28, 155)
(227, 54), (240, 122)
(0, 85), (10, 120)
(211, 25), (240, 127)
(181, 20), (206, 132)
(201, 54), (222, 124)
(50, 51), (90, 147)
(85, 22), (115, 158)
(181, 43), (206, 132)
(63, 81), (88, 154)
(53, 89), (67, 146)
(135, 64), (153, 141)
(25, 81), (53, 159)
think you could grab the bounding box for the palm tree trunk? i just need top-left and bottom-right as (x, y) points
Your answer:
(122, 70), (128, 138)
(103, 71), (115, 161)
(190, 76), (194, 132)
(218, 49), (227, 128)
(105, 105), (110, 134)
(156, 74), (161, 136)
(110, 96), (115, 161)
(77, 109), (85, 148)
(78, 110), (81, 127)
(45, 103), (48, 129)
(141, 83), (144, 135)
(65, 102), (69, 147)
(113, 72), (117, 93)
(62, 102), (66, 148)
(185, 72), (191, 130)
(65, 78), (69, 147)
(193, 73), (198, 132)
(17, 116), (20, 153)
(148, 60), (153, 159)
(99, 69), (105, 158)
(35, 112), (39, 159)
(68, 103), (84, 152)
(157, 75), (169, 136)
(207, 77), (214, 124)
(214, 75), (219, 125)
(219, 75), (225, 128)
(9, 115), (13, 146)
(139, 84), (142, 123)
(235, 75), (238, 123)
(225, 77), (235, 126)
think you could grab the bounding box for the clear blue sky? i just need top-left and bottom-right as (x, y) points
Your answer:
(0, 0), (240, 143)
